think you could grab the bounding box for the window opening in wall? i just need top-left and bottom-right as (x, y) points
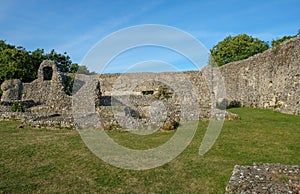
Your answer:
(43, 67), (53, 80)
(142, 90), (154, 95)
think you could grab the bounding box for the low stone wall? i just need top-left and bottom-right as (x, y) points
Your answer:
(226, 163), (300, 193)
(0, 112), (74, 129)
(0, 79), (22, 101)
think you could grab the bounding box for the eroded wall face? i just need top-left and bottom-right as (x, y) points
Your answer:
(0, 79), (22, 102)
(23, 60), (72, 114)
(1, 36), (299, 117)
(0, 60), (72, 114)
(220, 35), (300, 115)
(97, 36), (300, 117)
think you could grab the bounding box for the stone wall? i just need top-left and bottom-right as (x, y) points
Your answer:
(96, 70), (215, 130)
(93, 35), (300, 129)
(0, 79), (22, 101)
(99, 71), (211, 120)
(1, 60), (72, 114)
(0, 34), (299, 129)
(220, 35), (300, 115)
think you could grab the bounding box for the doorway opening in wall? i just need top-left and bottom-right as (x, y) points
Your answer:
(43, 67), (53, 80)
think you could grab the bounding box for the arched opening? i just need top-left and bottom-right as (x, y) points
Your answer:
(43, 66), (53, 80)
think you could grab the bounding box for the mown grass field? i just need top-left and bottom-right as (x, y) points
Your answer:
(0, 108), (299, 193)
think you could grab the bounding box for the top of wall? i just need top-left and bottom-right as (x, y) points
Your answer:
(220, 34), (300, 69)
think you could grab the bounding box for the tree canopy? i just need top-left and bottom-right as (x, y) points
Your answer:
(0, 40), (76, 84)
(210, 34), (269, 66)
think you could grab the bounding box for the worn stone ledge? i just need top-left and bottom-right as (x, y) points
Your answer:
(0, 112), (74, 129)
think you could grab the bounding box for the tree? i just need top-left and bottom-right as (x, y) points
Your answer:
(77, 65), (96, 75)
(0, 46), (34, 83)
(210, 34), (269, 66)
(0, 40), (74, 84)
(44, 49), (72, 73)
(70, 63), (79, 73)
(271, 36), (293, 47)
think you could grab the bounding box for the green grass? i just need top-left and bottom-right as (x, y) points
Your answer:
(0, 108), (299, 193)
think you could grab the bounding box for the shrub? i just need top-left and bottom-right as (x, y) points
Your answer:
(155, 86), (173, 99)
(271, 35), (294, 47)
(210, 34), (269, 66)
(63, 73), (75, 96)
(11, 101), (24, 112)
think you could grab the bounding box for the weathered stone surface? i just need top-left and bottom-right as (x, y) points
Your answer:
(92, 36), (299, 129)
(0, 35), (299, 129)
(0, 112), (74, 129)
(220, 35), (300, 115)
(72, 74), (101, 129)
(0, 79), (22, 102)
(226, 163), (300, 194)
(0, 60), (73, 114)
(97, 71), (206, 130)
(22, 60), (72, 114)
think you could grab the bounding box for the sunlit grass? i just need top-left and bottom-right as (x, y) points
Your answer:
(0, 108), (299, 193)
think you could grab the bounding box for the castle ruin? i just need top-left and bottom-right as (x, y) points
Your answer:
(0, 35), (299, 129)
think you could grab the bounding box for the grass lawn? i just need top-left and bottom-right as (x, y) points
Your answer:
(0, 108), (299, 193)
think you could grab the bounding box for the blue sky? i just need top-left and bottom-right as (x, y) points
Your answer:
(1, 0), (299, 73)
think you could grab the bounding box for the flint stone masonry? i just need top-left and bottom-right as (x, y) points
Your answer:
(97, 35), (300, 121)
(22, 60), (72, 114)
(72, 74), (101, 129)
(1, 60), (72, 114)
(0, 112), (74, 129)
(97, 71), (216, 130)
(220, 35), (300, 115)
(226, 163), (300, 193)
(0, 79), (22, 101)
(0, 35), (299, 129)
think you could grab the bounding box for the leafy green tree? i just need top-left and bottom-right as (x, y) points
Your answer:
(0, 40), (14, 50)
(210, 34), (269, 66)
(44, 49), (72, 73)
(0, 40), (74, 85)
(70, 63), (79, 73)
(0, 46), (34, 83)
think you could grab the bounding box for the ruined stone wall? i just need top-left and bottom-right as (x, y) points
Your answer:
(98, 35), (300, 119)
(1, 34), (299, 129)
(220, 35), (300, 115)
(0, 79), (22, 101)
(22, 60), (72, 114)
(1, 60), (72, 114)
(98, 71), (212, 120)
(96, 71), (211, 130)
